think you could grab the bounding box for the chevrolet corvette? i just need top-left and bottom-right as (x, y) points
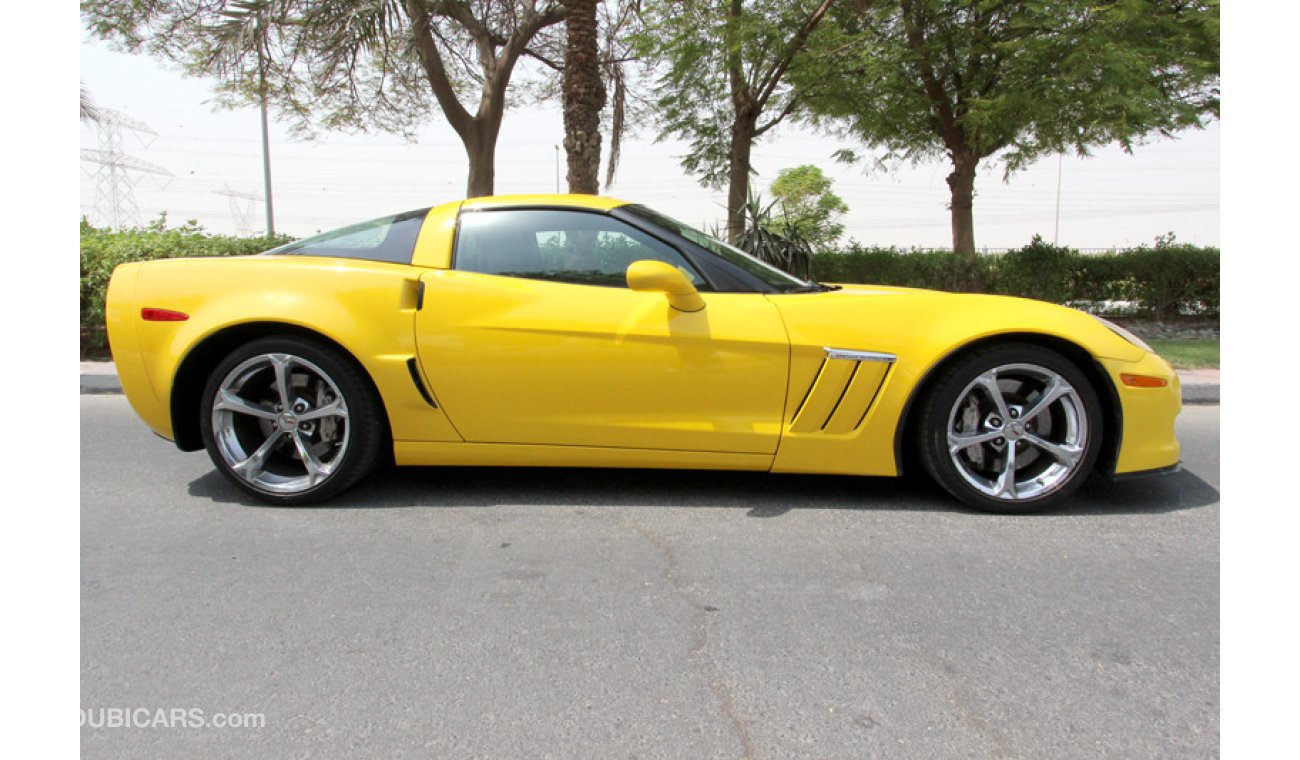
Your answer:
(105, 194), (1180, 512)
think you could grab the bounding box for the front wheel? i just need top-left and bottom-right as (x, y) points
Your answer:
(917, 343), (1103, 513)
(199, 336), (385, 505)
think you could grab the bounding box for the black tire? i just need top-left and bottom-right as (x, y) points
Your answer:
(916, 342), (1103, 514)
(199, 335), (386, 505)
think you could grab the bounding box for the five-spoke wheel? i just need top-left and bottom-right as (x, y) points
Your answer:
(199, 336), (384, 504)
(919, 344), (1102, 513)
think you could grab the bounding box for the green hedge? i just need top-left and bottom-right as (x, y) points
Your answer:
(814, 235), (1219, 318)
(80, 216), (294, 350)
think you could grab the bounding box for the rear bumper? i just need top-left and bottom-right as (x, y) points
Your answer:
(106, 263), (174, 441)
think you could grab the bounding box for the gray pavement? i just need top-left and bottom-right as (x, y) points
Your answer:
(81, 396), (1219, 758)
(80, 360), (1221, 403)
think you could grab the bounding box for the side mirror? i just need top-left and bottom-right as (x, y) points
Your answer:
(626, 260), (706, 312)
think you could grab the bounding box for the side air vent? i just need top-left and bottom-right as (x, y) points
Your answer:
(406, 358), (439, 409)
(788, 349), (895, 434)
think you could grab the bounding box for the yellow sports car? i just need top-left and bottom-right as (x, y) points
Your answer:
(106, 194), (1180, 513)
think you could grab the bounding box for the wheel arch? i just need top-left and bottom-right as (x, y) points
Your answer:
(893, 332), (1123, 480)
(170, 321), (390, 453)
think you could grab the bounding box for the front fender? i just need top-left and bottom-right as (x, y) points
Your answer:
(766, 288), (1145, 476)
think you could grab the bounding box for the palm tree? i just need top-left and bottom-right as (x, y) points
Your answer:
(562, 0), (604, 193)
(80, 83), (102, 123)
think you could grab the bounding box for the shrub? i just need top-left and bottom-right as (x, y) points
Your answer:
(1117, 235), (1220, 318)
(988, 236), (1079, 304)
(733, 195), (814, 280)
(816, 245), (974, 291)
(811, 235), (1218, 318)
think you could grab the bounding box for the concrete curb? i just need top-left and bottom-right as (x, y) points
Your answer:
(81, 362), (1220, 404)
(1179, 383), (1219, 405)
(1177, 368), (1220, 405)
(81, 374), (126, 395)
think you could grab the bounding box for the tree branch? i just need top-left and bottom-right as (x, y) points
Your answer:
(434, 0), (500, 69)
(754, 0), (837, 109)
(754, 94), (800, 137)
(901, 0), (962, 151)
(504, 2), (566, 64)
(523, 46), (563, 71)
(483, 2), (565, 121)
(403, 0), (474, 136)
(726, 0), (748, 109)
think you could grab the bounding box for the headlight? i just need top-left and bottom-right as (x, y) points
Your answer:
(1092, 315), (1154, 353)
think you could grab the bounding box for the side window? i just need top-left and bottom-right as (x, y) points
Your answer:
(454, 209), (706, 289)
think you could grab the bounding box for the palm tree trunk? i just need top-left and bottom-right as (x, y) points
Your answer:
(562, 0), (604, 194)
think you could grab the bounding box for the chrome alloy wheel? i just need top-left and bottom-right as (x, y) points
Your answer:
(210, 352), (351, 495)
(945, 362), (1088, 502)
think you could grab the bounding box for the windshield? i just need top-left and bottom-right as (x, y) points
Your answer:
(621, 204), (814, 292)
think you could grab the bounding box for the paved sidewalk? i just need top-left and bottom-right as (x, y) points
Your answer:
(80, 361), (1221, 404)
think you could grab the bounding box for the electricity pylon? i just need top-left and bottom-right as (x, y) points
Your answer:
(81, 110), (174, 229)
(213, 185), (263, 236)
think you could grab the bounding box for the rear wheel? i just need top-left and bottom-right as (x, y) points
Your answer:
(917, 343), (1102, 513)
(199, 336), (385, 505)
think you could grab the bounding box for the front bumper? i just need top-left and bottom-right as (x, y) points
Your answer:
(1111, 461), (1182, 481)
(1098, 352), (1182, 475)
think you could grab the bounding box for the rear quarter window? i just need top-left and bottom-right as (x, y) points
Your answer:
(266, 208), (429, 264)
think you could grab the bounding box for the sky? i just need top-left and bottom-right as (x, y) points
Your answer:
(79, 34), (1219, 249)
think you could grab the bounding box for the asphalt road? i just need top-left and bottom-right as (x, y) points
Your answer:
(81, 397), (1219, 758)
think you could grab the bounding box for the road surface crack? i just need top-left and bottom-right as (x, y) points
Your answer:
(625, 518), (758, 759)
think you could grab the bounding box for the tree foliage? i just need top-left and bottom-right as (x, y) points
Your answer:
(634, 0), (837, 240)
(82, 0), (567, 196)
(768, 164), (848, 248)
(798, 0), (1219, 288)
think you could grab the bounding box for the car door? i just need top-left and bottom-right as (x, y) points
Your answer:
(413, 207), (790, 454)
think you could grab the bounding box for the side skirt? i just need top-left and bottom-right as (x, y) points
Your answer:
(394, 441), (773, 471)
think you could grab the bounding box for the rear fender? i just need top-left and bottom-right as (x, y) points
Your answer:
(120, 256), (462, 449)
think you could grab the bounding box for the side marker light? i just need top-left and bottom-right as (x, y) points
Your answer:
(141, 308), (189, 322)
(1120, 373), (1168, 388)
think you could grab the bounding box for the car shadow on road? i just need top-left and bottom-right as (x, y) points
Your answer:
(1067, 469), (1220, 516)
(188, 463), (1219, 517)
